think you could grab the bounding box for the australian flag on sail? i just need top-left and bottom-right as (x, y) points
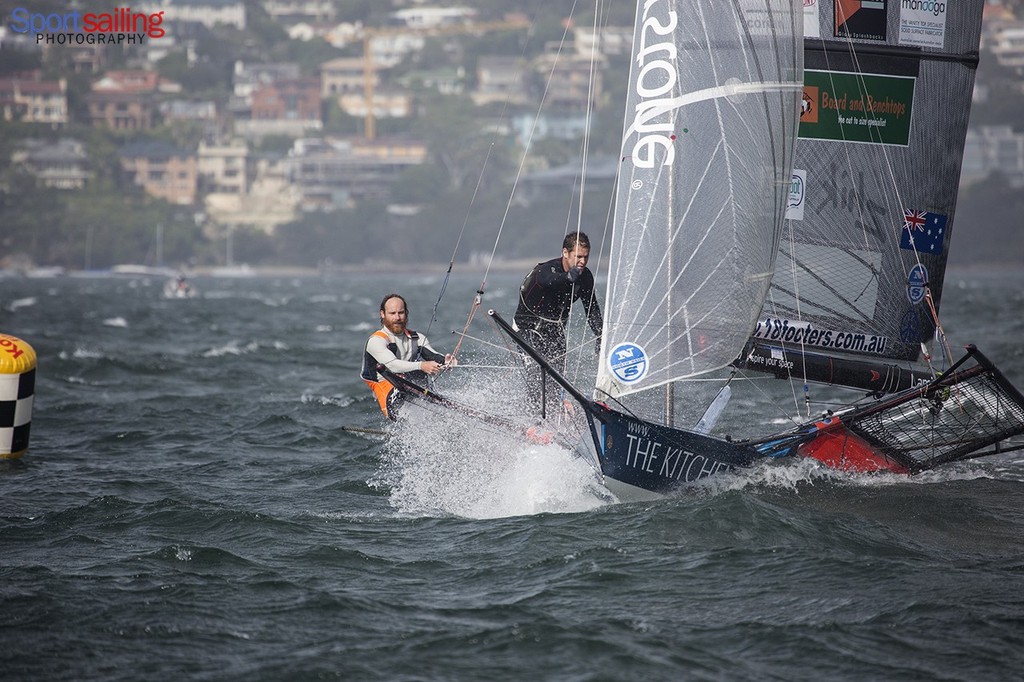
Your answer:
(900, 209), (947, 255)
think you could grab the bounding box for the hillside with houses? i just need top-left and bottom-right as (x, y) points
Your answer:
(1, 0), (1022, 272)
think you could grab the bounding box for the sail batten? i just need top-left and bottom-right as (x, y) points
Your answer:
(624, 81), (803, 139)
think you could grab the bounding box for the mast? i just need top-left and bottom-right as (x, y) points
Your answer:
(664, 175), (673, 427)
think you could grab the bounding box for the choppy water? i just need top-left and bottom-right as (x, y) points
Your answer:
(2, 269), (1024, 681)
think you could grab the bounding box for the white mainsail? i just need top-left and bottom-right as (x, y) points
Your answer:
(596, 0), (804, 422)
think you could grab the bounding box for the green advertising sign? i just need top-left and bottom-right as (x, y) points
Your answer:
(798, 70), (915, 146)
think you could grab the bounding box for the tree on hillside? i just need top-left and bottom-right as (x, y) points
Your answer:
(273, 200), (390, 266)
(156, 52), (230, 96)
(0, 170), (67, 266)
(411, 91), (514, 191)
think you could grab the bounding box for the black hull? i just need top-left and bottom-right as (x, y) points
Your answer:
(591, 403), (762, 494)
(737, 341), (933, 394)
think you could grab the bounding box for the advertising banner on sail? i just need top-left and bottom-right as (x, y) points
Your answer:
(804, 0), (821, 39)
(835, 0), (887, 41)
(798, 70), (915, 145)
(898, 1), (948, 48)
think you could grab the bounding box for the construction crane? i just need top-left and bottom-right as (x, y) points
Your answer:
(360, 16), (531, 140)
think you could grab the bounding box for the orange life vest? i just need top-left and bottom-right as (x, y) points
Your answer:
(361, 329), (420, 420)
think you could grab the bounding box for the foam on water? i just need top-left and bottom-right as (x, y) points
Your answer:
(300, 391), (354, 408)
(201, 340), (259, 357)
(688, 451), (1003, 497)
(7, 296), (37, 311)
(2, 271), (1023, 682)
(60, 347), (105, 360)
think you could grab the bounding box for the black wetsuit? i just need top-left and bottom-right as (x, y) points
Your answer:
(513, 257), (603, 370)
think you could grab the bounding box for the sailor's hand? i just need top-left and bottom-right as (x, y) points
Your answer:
(567, 266), (582, 283)
(443, 353), (458, 368)
(421, 360), (444, 375)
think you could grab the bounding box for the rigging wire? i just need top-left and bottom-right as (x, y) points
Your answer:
(438, 1), (620, 420)
(561, 1), (609, 397)
(829, 7), (954, 375)
(425, 141), (495, 337)
(475, 0), (582, 295)
(425, 1), (598, 382)
(423, 11), (541, 342)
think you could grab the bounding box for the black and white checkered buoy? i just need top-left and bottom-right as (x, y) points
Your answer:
(0, 333), (35, 459)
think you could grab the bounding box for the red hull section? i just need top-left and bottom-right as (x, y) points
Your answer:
(798, 417), (910, 474)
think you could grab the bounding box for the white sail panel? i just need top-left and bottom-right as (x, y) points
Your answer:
(597, 0), (803, 413)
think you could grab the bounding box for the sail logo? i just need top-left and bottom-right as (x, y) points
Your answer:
(799, 70), (914, 146)
(627, 1), (679, 169)
(901, 0), (945, 17)
(753, 318), (888, 354)
(608, 342), (649, 384)
(786, 169), (806, 220)
(801, 87), (819, 124)
(906, 264), (928, 304)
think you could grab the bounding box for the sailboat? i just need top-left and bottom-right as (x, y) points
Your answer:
(484, 0), (808, 498)
(383, 0), (1024, 499)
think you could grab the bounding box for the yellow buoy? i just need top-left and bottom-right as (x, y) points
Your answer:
(0, 333), (36, 459)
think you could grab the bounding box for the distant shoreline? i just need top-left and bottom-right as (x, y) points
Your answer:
(2, 258), (549, 280)
(5, 260), (1022, 280)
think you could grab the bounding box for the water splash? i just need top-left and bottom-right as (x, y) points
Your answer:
(371, 402), (612, 519)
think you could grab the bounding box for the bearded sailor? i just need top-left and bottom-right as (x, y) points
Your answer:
(360, 293), (456, 420)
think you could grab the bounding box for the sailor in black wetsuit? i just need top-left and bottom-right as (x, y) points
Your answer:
(514, 232), (603, 413)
